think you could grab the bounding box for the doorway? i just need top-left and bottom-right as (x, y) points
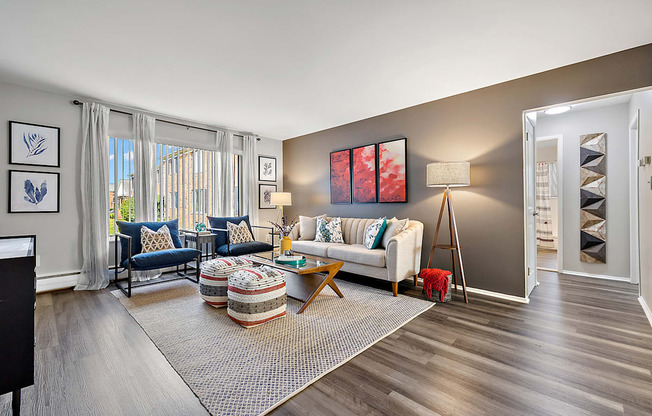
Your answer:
(523, 88), (650, 300)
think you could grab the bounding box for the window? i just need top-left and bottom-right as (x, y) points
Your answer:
(108, 139), (243, 235)
(109, 137), (136, 236)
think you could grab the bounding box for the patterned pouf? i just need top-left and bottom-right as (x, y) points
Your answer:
(199, 257), (253, 308)
(227, 266), (287, 328)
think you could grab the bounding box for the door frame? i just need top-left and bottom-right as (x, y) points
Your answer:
(630, 110), (640, 286)
(535, 134), (564, 273)
(523, 116), (537, 299)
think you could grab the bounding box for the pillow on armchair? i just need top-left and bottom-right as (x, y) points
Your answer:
(207, 215), (254, 248)
(117, 219), (183, 264)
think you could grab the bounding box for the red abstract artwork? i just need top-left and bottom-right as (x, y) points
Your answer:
(378, 138), (407, 203)
(330, 149), (351, 204)
(352, 144), (377, 203)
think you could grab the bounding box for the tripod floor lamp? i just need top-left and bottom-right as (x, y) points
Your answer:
(424, 162), (470, 303)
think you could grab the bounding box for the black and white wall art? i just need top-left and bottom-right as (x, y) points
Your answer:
(579, 132), (606, 263)
(9, 170), (60, 213)
(258, 156), (276, 182)
(9, 121), (60, 167)
(259, 184), (277, 209)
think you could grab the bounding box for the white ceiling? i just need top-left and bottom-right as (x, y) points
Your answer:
(1, 1), (651, 140)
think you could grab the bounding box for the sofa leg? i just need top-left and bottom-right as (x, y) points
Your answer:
(414, 275), (418, 287)
(392, 282), (398, 297)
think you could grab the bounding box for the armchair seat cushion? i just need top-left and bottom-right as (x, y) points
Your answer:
(117, 219), (183, 264)
(122, 248), (201, 270)
(215, 241), (273, 257)
(207, 215), (253, 248)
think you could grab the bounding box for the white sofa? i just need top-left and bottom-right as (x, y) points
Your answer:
(288, 217), (424, 296)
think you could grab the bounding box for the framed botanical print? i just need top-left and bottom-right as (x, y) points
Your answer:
(9, 121), (60, 167)
(352, 144), (377, 203)
(259, 156), (277, 182)
(259, 184), (277, 209)
(9, 170), (60, 213)
(330, 149), (352, 204)
(378, 138), (407, 203)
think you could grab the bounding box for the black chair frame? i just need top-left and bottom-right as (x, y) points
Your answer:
(113, 233), (201, 298)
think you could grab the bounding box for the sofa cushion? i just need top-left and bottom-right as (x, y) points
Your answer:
(215, 241), (273, 257)
(123, 248), (201, 270)
(207, 215), (253, 248)
(327, 244), (386, 268)
(382, 217), (409, 248)
(291, 241), (342, 257)
(315, 217), (344, 243)
(363, 217), (387, 249)
(117, 219), (183, 264)
(299, 214), (327, 240)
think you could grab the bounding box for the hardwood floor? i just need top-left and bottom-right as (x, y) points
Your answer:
(537, 247), (558, 270)
(2, 271), (651, 415)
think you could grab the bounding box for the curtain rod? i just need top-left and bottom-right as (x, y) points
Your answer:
(71, 100), (260, 140)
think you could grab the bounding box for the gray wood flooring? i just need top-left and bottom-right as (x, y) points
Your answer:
(2, 270), (651, 415)
(537, 248), (558, 271)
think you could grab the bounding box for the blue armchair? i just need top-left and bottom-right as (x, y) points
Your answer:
(114, 219), (202, 297)
(206, 215), (274, 256)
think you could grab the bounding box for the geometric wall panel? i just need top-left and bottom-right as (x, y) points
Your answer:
(580, 133), (606, 263)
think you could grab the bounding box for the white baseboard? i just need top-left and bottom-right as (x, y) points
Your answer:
(36, 273), (79, 293)
(640, 296), (652, 328)
(464, 286), (530, 304)
(561, 270), (629, 282)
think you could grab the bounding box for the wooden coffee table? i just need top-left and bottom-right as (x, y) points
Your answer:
(243, 251), (344, 314)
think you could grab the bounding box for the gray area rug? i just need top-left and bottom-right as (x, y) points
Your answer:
(112, 279), (433, 416)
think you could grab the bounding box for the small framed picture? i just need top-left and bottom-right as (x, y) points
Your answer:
(258, 156), (277, 182)
(259, 184), (277, 209)
(9, 170), (60, 213)
(9, 121), (61, 167)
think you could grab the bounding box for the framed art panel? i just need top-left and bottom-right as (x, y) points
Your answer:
(378, 138), (407, 203)
(259, 156), (277, 182)
(330, 149), (352, 204)
(9, 121), (60, 167)
(352, 144), (377, 203)
(259, 184), (277, 209)
(9, 170), (60, 213)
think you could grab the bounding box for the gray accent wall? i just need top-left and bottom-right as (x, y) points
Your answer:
(283, 44), (652, 298)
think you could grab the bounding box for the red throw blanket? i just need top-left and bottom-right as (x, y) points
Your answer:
(420, 268), (450, 302)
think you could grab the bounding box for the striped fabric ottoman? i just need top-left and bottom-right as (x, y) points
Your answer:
(227, 266), (287, 328)
(199, 257), (253, 308)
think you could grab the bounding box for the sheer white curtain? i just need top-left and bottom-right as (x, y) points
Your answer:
(133, 113), (156, 221)
(75, 103), (110, 290)
(242, 135), (258, 226)
(215, 130), (234, 216)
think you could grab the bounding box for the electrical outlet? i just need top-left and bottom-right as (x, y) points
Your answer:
(265, 234), (272, 243)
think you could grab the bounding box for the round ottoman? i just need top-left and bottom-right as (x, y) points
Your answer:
(199, 257), (253, 308)
(227, 266), (287, 328)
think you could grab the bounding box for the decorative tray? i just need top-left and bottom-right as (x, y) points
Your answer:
(275, 255), (307, 266)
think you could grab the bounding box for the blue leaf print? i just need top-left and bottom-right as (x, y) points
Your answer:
(23, 179), (47, 205)
(23, 133), (48, 158)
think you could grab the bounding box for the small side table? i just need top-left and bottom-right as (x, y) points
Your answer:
(182, 231), (217, 261)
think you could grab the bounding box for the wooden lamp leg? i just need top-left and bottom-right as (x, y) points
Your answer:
(447, 189), (468, 303)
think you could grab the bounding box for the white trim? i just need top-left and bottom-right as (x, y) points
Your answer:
(36, 273), (79, 293)
(561, 269), (629, 282)
(630, 111), (640, 286)
(523, 86), (652, 114)
(639, 296), (652, 328)
(465, 286), (530, 304)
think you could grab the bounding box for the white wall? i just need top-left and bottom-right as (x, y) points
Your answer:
(536, 140), (559, 246)
(0, 80), (282, 279)
(631, 90), (652, 310)
(536, 103), (630, 279)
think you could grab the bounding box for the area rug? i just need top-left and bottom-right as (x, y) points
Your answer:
(112, 279), (433, 416)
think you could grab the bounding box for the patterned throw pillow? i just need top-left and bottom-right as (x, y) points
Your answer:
(363, 217), (387, 249)
(227, 220), (254, 244)
(140, 225), (175, 253)
(314, 217), (344, 243)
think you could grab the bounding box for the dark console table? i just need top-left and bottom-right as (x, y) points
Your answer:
(0, 235), (36, 415)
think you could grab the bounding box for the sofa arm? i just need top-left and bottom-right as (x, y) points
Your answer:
(385, 221), (424, 282)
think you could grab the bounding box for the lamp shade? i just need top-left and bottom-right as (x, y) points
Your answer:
(270, 192), (292, 206)
(426, 162), (470, 187)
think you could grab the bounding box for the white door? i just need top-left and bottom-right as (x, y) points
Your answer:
(525, 117), (538, 296)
